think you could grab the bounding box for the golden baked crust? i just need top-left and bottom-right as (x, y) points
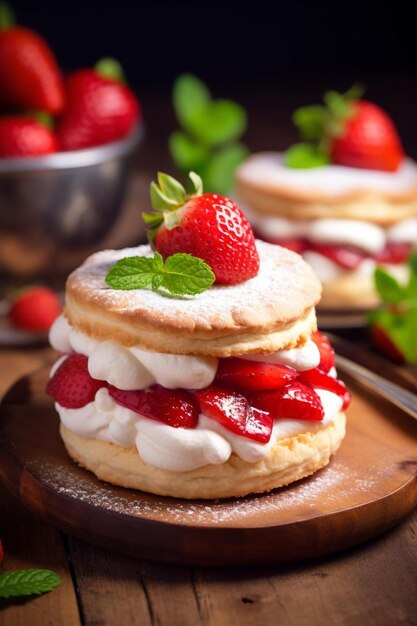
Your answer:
(60, 411), (346, 499)
(236, 153), (417, 225)
(65, 240), (322, 356)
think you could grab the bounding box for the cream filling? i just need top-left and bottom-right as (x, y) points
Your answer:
(56, 387), (342, 472)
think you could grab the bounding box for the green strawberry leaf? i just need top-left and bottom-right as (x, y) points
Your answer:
(157, 172), (186, 203)
(292, 105), (327, 141)
(374, 267), (405, 303)
(169, 131), (210, 171)
(173, 74), (210, 128)
(0, 2), (14, 29)
(284, 143), (330, 169)
(186, 100), (247, 147)
(95, 57), (125, 82)
(0, 569), (61, 599)
(201, 142), (249, 195)
(105, 253), (214, 296)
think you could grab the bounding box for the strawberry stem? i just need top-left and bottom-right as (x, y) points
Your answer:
(95, 57), (125, 83)
(0, 2), (15, 29)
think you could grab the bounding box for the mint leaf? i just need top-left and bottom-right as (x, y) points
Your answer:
(169, 131), (210, 171)
(159, 254), (215, 295)
(0, 569), (61, 599)
(201, 142), (249, 194)
(173, 74), (210, 128)
(374, 267), (405, 303)
(186, 100), (247, 147)
(105, 256), (156, 290)
(292, 105), (327, 141)
(105, 253), (215, 296)
(284, 143), (330, 169)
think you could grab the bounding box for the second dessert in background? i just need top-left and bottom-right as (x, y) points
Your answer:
(235, 87), (417, 310)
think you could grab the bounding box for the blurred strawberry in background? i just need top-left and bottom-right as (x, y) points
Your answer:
(57, 58), (141, 150)
(0, 116), (58, 157)
(8, 286), (61, 331)
(0, 2), (64, 114)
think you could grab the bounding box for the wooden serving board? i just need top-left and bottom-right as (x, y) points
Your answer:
(0, 367), (416, 566)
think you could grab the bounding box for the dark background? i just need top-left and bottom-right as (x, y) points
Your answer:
(12, 0), (417, 156)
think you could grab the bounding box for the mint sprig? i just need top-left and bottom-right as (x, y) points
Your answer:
(170, 74), (249, 194)
(284, 84), (364, 169)
(0, 569), (61, 599)
(368, 253), (417, 363)
(105, 252), (215, 297)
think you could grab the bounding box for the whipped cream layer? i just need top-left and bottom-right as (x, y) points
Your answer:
(50, 316), (345, 471)
(57, 387), (342, 472)
(238, 152), (417, 196)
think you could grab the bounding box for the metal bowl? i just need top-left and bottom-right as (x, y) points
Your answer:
(0, 126), (143, 287)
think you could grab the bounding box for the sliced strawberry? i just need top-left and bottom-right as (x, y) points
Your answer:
(307, 243), (367, 269)
(311, 330), (335, 373)
(250, 382), (324, 421)
(194, 386), (272, 443)
(109, 384), (199, 429)
(258, 235), (306, 255)
(371, 325), (405, 364)
(8, 286), (61, 331)
(215, 358), (297, 392)
(46, 354), (106, 409)
(298, 368), (351, 409)
(145, 172), (260, 285)
(374, 242), (413, 265)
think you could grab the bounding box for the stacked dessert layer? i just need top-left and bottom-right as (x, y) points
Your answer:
(236, 153), (417, 309)
(47, 241), (348, 499)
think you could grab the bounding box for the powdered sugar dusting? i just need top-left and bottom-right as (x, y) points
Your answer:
(67, 240), (321, 330)
(26, 455), (384, 528)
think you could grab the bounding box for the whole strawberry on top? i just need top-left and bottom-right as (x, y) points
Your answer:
(285, 86), (404, 172)
(0, 116), (58, 157)
(143, 172), (260, 284)
(0, 3), (64, 114)
(57, 58), (140, 150)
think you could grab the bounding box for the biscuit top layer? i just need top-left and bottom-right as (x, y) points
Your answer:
(65, 240), (321, 356)
(236, 152), (417, 224)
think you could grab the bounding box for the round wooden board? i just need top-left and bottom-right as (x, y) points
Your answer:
(0, 368), (416, 566)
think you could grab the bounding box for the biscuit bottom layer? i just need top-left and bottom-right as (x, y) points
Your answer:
(60, 411), (346, 499)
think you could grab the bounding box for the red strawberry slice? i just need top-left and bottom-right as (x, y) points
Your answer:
(145, 172), (260, 285)
(46, 354), (106, 409)
(216, 357), (297, 391)
(0, 7), (64, 114)
(0, 117), (58, 158)
(311, 330), (335, 373)
(370, 325), (405, 364)
(298, 368), (351, 409)
(258, 235), (306, 255)
(57, 61), (140, 150)
(250, 382), (324, 421)
(374, 242), (413, 265)
(307, 243), (367, 269)
(194, 386), (272, 443)
(8, 286), (61, 331)
(109, 384), (199, 429)
(331, 100), (404, 172)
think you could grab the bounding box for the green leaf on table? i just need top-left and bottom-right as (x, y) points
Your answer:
(186, 100), (247, 147)
(284, 143), (330, 169)
(0, 569), (61, 599)
(169, 131), (210, 171)
(201, 143), (249, 195)
(105, 253), (215, 297)
(173, 74), (210, 128)
(374, 267), (405, 303)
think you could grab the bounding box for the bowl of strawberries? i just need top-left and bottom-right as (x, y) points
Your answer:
(0, 5), (143, 284)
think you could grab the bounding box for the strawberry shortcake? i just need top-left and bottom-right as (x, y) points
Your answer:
(47, 172), (350, 499)
(235, 88), (417, 310)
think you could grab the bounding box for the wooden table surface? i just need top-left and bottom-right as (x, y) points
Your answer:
(1, 84), (417, 625)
